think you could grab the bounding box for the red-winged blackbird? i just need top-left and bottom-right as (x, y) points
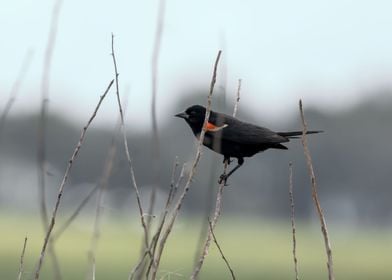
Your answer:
(175, 104), (322, 184)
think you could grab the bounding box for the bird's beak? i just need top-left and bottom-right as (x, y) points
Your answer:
(175, 112), (189, 119)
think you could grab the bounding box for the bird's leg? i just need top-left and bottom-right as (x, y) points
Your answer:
(222, 156), (232, 165)
(219, 158), (244, 185)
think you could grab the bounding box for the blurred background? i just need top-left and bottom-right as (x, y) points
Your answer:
(1, 0), (392, 279)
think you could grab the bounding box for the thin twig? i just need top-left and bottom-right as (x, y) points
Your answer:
(142, 1), (167, 275)
(37, 0), (63, 232)
(232, 79), (242, 118)
(167, 157), (179, 205)
(150, 50), (222, 280)
(34, 79), (114, 280)
(191, 78), (242, 279)
(17, 236), (28, 280)
(129, 161), (185, 280)
(0, 49), (34, 139)
(208, 218), (236, 280)
(145, 159), (181, 279)
(37, 0), (64, 278)
(170, 163), (187, 204)
(299, 99), (334, 280)
(191, 162), (227, 280)
(87, 124), (120, 278)
(52, 184), (98, 241)
(110, 34), (151, 252)
(150, 0), (165, 161)
(52, 91), (129, 241)
(288, 162), (299, 280)
(128, 162), (186, 280)
(92, 257), (96, 280)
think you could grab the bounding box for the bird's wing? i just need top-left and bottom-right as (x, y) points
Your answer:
(208, 113), (288, 145)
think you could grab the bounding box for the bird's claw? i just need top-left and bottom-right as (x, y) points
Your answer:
(218, 174), (229, 186)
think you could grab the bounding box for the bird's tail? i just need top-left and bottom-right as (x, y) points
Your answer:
(277, 130), (323, 139)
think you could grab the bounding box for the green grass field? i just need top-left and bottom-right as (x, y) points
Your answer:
(2, 214), (391, 279)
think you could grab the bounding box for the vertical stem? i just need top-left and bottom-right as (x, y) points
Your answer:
(191, 77), (242, 279)
(17, 236), (28, 280)
(150, 50), (222, 280)
(37, 0), (64, 278)
(34, 80), (114, 280)
(288, 162), (299, 280)
(299, 100), (334, 280)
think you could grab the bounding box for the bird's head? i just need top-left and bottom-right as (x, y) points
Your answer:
(175, 105), (206, 134)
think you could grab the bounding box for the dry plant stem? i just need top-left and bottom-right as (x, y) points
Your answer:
(38, 0), (63, 229)
(52, 184), (99, 241)
(299, 100), (334, 280)
(170, 163), (187, 203)
(145, 160), (182, 278)
(17, 236), (28, 280)
(52, 92), (129, 241)
(232, 79), (242, 118)
(87, 128), (119, 277)
(128, 250), (149, 280)
(192, 160), (220, 267)
(191, 78), (242, 279)
(110, 34), (150, 251)
(0, 50), (33, 138)
(142, 2), (166, 275)
(37, 0), (64, 278)
(129, 161), (185, 280)
(33, 79), (114, 280)
(92, 257), (96, 280)
(150, 0), (165, 159)
(167, 157), (179, 205)
(191, 162), (227, 280)
(150, 50), (222, 280)
(288, 162), (299, 280)
(207, 218), (236, 280)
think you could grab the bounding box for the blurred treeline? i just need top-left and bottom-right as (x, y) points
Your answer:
(1, 90), (391, 226)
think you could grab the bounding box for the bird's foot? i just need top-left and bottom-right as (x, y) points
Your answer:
(222, 158), (233, 165)
(218, 173), (229, 186)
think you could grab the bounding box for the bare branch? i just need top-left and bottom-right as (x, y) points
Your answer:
(208, 218), (236, 280)
(141, 2), (167, 276)
(34, 79), (114, 280)
(0, 49), (34, 139)
(151, 0), (165, 161)
(150, 50), (222, 279)
(92, 257), (96, 280)
(167, 157), (179, 204)
(52, 91), (129, 241)
(110, 34), (151, 252)
(87, 125), (120, 277)
(37, 0), (64, 278)
(52, 184), (98, 241)
(17, 236), (28, 280)
(288, 162), (299, 280)
(299, 99), (334, 280)
(191, 162), (227, 280)
(170, 163), (186, 204)
(191, 78), (241, 279)
(145, 159), (183, 279)
(37, 0), (64, 231)
(129, 161), (186, 280)
(232, 79), (242, 118)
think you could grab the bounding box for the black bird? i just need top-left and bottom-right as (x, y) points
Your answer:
(175, 104), (322, 184)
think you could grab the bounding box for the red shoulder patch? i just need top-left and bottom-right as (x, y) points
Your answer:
(206, 122), (228, 132)
(206, 122), (218, 131)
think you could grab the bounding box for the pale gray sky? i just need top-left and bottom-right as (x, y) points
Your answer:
(1, 0), (392, 130)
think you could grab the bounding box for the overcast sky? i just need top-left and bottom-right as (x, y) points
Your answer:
(2, 0), (392, 130)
